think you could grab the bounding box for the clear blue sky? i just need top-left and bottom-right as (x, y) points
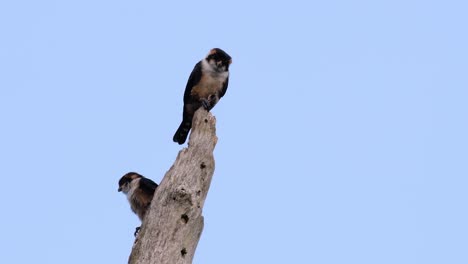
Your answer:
(1, 1), (467, 263)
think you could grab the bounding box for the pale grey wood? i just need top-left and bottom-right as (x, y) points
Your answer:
(128, 109), (218, 264)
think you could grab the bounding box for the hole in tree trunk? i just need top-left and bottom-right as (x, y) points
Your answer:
(181, 214), (189, 223)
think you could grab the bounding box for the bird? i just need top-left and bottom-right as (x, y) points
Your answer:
(173, 48), (232, 144)
(118, 172), (158, 236)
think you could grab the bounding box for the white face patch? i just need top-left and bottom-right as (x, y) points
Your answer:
(202, 59), (216, 72)
(201, 59), (229, 80)
(120, 183), (130, 194)
(125, 178), (141, 201)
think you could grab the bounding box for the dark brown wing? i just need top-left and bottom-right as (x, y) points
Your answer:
(219, 76), (229, 98)
(183, 61), (202, 103)
(139, 177), (158, 195)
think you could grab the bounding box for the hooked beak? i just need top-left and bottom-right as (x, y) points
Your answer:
(118, 187), (122, 192)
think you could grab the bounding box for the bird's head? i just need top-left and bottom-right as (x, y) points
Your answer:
(205, 48), (232, 72)
(118, 172), (142, 193)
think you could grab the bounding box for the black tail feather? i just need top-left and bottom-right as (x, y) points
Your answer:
(173, 118), (192, 144)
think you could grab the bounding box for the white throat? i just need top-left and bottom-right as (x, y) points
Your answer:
(201, 59), (229, 79)
(125, 179), (141, 201)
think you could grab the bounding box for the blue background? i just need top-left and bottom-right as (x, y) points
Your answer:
(1, 1), (467, 263)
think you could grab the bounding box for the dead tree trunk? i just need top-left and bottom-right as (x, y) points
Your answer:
(128, 108), (218, 264)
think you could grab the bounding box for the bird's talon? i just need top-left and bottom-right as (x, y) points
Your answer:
(201, 99), (210, 110)
(134, 226), (141, 237)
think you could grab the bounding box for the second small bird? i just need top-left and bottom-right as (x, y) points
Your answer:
(173, 48), (232, 144)
(118, 172), (158, 235)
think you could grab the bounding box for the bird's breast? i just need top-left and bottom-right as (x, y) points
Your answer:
(191, 73), (227, 99)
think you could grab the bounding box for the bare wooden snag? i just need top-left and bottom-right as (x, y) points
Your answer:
(128, 108), (218, 264)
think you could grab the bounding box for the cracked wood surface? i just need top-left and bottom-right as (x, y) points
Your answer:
(128, 109), (218, 264)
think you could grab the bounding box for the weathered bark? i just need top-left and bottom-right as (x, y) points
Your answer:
(128, 108), (218, 264)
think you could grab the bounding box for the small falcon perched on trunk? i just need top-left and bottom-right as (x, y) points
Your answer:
(118, 172), (158, 236)
(173, 48), (232, 144)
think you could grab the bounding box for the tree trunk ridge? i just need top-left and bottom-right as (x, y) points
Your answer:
(128, 108), (218, 264)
